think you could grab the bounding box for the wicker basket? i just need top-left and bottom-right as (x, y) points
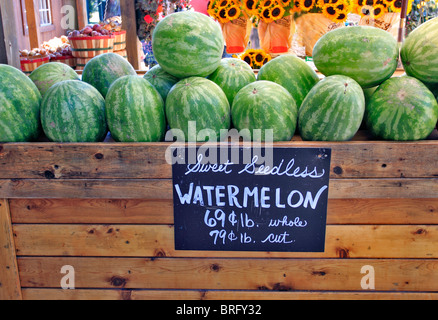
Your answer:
(258, 16), (295, 54)
(75, 57), (92, 71)
(114, 49), (127, 60)
(293, 13), (344, 57)
(358, 13), (400, 40)
(50, 55), (76, 69)
(221, 17), (252, 54)
(68, 35), (115, 59)
(112, 30), (127, 51)
(20, 56), (50, 75)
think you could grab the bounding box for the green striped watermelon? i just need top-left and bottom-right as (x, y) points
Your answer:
(365, 76), (438, 141)
(298, 75), (365, 141)
(231, 80), (297, 141)
(106, 75), (166, 142)
(257, 54), (319, 108)
(0, 64), (42, 142)
(207, 58), (256, 106)
(143, 64), (179, 102)
(401, 17), (438, 84)
(152, 11), (224, 78)
(313, 26), (398, 88)
(82, 52), (136, 98)
(29, 62), (80, 97)
(41, 80), (107, 142)
(165, 77), (230, 142)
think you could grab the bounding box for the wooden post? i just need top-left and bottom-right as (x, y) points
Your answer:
(75, 0), (88, 29)
(398, 0), (410, 44)
(0, 0), (21, 67)
(24, 0), (40, 50)
(120, 0), (141, 70)
(0, 199), (22, 300)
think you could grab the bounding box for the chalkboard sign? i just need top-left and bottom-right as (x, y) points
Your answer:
(171, 146), (331, 252)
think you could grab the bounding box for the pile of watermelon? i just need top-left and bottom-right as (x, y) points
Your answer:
(1, 12), (438, 143)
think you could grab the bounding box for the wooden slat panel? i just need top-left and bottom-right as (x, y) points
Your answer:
(10, 199), (174, 224)
(13, 224), (438, 258)
(1, 178), (438, 199)
(10, 198), (438, 225)
(1, 135), (438, 180)
(0, 199), (22, 300)
(17, 257), (438, 291)
(21, 288), (438, 300)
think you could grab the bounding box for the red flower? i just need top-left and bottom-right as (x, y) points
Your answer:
(144, 14), (154, 23)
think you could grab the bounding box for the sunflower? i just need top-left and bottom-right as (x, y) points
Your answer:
(332, 9), (349, 21)
(240, 52), (253, 66)
(270, 4), (286, 19)
(322, 4), (338, 18)
(244, 0), (258, 13)
(226, 4), (241, 20)
(260, 7), (274, 22)
(299, 0), (316, 11)
(218, 0), (231, 8)
(389, 0), (402, 11)
(217, 7), (230, 23)
(261, 0), (274, 8)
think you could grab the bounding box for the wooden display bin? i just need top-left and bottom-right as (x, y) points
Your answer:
(1, 130), (438, 300)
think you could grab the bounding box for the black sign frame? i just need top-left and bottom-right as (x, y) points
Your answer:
(171, 146), (331, 252)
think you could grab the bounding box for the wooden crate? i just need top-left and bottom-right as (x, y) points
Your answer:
(1, 130), (438, 300)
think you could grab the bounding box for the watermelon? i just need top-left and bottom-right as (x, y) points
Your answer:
(365, 76), (438, 141)
(82, 52), (136, 98)
(41, 80), (107, 142)
(257, 54), (319, 108)
(165, 77), (230, 142)
(152, 11), (224, 78)
(313, 26), (398, 88)
(298, 75), (365, 141)
(143, 64), (179, 102)
(231, 80), (298, 141)
(401, 17), (438, 84)
(29, 62), (80, 97)
(106, 75), (166, 142)
(0, 64), (42, 142)
(207, 58), (256, 106)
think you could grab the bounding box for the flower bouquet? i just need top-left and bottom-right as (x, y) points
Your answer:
(207, 0), (253, 53)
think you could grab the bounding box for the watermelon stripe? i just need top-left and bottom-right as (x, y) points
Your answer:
(82, 52), (137, 98)
(106, 76), (165, 142)
(152, 12), (224, 79)
(257, 54), (320, 108)
(313, 26), (398, 88)
(29, 62), (80, 97)
(298, 75), (365, 141)
(401, 17), (438, 83)
(366, 76), (438, 140)
(231, 81), (297, 142)
(208, 58), (256, 106)
(41, 80), (107, 142)
(166, 77), (230, 142)
(0, 64), (42, 142)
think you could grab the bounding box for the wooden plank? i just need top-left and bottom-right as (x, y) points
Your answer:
(12, 224), (438, 258)
(21, 288), (438, 300)
(75, 0), (87, 29)
(10, 199), (174, 224)
(0, 0), (21, 67)
(0, 199), (22, 300)
(1, 138), (438, 179)
(17, 257), (438, 291)
(120, 0), (140, 70)
(24, 0), (39, 49)
(1, 178), (438, 199)
(9, 198), (438, 225)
